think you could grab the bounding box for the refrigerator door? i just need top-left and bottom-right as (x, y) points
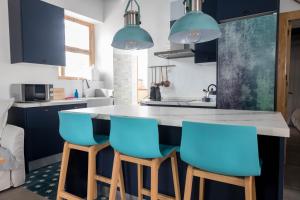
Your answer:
(217, 13), (277, 111)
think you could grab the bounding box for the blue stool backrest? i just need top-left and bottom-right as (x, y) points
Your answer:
(181, 121), (261, 176)
(109, 116), (163, 159)
(59, 112), (97, 146)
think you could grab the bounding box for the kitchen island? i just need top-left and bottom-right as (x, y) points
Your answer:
(62, 105), (289, 200)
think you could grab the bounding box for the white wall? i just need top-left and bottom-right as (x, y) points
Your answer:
(160, 60), (216, 99)
(0, 0), (103, 99)
(280, 0), (300, 13)
(101, 0), (216, 99)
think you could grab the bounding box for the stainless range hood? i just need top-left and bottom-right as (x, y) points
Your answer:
(154, 0), (194, 59)
(154, 44), (195, 59)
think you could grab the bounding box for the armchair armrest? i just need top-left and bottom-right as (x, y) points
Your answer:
(1, 124), (24, 167)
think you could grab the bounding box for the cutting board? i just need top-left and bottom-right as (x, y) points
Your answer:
(53, 88), (65, 100)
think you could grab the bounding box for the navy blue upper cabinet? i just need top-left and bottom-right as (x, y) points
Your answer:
(8, 0), (65, 66)
(195, 0), (279, 63)
(217, 0), (279, 21)
(194, 0), (218, 63)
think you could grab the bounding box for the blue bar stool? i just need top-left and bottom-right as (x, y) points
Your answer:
(181, 122), (261, 200)
(56, 112), (126, 200)
(108, 116), (181, 200)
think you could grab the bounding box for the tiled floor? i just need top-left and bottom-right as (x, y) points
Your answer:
(284, 127), (300, 200)
(284, 188), (300, 200)
(24, 162), (60, 199)
(0, 188), (45, 200)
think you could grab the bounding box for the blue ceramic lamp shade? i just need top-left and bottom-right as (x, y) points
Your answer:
(169, 0), (221, 44)
(112, 0), (154, 50)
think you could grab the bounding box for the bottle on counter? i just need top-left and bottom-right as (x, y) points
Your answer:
(74, 89), (79, 98)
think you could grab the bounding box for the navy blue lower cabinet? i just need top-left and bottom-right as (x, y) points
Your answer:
(8, 103), (87, 172)
(65, 119), (285, 200)
(26, 106), (60, 161)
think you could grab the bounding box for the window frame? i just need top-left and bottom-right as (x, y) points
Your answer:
(59, 15), (95, 80)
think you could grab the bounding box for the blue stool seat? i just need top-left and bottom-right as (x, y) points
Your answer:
(59, 112), (109, 146)
(181, 121), (261, 177)
(109, 116), (179, 159)
(57, 112), (125, 200)
(108, 115), (181, 200)
(181, 121), (261, 200)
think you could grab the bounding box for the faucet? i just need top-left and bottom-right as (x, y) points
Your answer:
(82, 79), (91, 98)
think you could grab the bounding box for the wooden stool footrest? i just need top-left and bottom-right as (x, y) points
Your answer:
(193, 169), (245, 187)
(95, 175), (122, 188)
(141, 188), (175, 200)
(59, 191), (84, 200)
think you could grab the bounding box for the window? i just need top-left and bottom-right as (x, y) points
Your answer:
(59, 16), (95, 80)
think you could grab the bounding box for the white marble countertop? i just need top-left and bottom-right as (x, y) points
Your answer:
(13, 97), (114, 108)
(140, 99), (216, 107)
(63, 105), (290, 138)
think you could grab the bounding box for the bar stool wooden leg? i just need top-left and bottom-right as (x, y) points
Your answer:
(252, 178), (256, 200)
(199, 177), (205, 200)
(109, 151), (121, 200)
(151, 159), (159, 200)
(57, 142), (71, 200)
(245, 176), (254, 200)
(137, 164), (143, 200)
(94, 182), (98, 200)
(119, 163), (126, 200)
(183, 165), (194, 200)
(171, 152), (181, 200)
(87, 146), (97, 200)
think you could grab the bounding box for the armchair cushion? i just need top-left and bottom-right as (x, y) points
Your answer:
(0, 124), (25, 188)
(0, 99), (14, 141)
(1, 125), (25, 168)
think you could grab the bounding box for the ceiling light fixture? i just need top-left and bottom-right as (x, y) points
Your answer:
(111, 0), (154, 50)
(169, 0), (221, 44)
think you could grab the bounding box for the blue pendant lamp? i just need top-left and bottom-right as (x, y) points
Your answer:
(112, 0), (154, 50)
(169, 0), (221, 44)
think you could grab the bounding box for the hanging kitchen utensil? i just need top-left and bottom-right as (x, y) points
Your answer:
(164, 66), (171, 87)
(160, 67), (165, 86)
(155, 67), (159, 86)
(150, 68), (156, 100)
(155, 85), (161, 101)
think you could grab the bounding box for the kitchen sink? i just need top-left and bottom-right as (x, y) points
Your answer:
(79, 97), (113, 107)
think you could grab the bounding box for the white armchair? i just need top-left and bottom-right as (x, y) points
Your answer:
(0, 124), (25, 191)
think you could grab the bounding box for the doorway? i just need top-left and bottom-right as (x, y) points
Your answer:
(277, 11), (300, 199)
(285, 24), (300, 200)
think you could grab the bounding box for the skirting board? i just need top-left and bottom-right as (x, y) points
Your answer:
(29, 153), (62, 171)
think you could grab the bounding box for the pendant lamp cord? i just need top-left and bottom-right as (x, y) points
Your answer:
(125, 0), (141, 24)
(125, 0), (140, 13)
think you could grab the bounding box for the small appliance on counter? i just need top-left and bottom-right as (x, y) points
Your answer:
(149, 65), (175, 101)
(10, 84), (53, 103)
(202, 84), (217, 102)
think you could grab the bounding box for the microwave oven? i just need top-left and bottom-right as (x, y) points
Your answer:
(10, 84), (54, 102)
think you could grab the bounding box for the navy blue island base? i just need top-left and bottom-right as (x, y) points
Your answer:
(64, 119), (285, 200)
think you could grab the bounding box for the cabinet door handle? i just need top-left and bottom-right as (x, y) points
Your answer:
(44, 109), (49, 112)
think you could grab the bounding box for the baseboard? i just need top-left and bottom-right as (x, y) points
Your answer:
(28, 153), (62, 171)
